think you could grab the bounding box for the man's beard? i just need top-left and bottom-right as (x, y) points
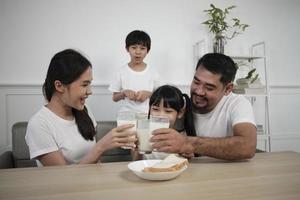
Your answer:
(191, 93), (209, 114)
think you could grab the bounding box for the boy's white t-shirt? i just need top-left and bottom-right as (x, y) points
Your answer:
(109, 64), (160, 113)
(25, 106), (97, 166)
(193, 92), (256, 138)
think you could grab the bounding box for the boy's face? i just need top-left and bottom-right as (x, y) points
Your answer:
(127, 44), (148, 65)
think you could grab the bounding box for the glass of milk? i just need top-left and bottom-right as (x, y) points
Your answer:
(117, 111), (137, 149)
(149, 115), (169, 152)
(135, 112), (148, 120)
(149, 115), (170, 133)
(136, 119), (152, 154)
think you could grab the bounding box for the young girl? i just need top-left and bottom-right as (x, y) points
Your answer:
(135, 85), (196, 160)
(25, 49), (136, 166)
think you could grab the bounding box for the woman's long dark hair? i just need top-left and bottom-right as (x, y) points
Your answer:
(149, 85), (196, 136)
(43, 49), (96, 141)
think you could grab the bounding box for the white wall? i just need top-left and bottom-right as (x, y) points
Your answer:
(1, 0), (300, 153)
(1, 0), (300, 86)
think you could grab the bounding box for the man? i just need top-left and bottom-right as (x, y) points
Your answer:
(151, 53), (257, 160)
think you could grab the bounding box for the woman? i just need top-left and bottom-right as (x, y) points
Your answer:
(25, 49), (136, 166)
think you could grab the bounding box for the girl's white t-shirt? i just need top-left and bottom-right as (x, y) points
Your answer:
(108, 64), (160, 113)
(25, 106), (97, 166)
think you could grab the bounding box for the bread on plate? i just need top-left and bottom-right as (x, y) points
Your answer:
(142, 154), (188, 173)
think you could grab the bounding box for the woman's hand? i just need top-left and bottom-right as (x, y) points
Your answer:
(97, 124), (137, 151)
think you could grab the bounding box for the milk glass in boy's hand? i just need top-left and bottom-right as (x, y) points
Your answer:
(117, 111), (137, 149)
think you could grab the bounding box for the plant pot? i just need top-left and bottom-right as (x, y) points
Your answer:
(213, 35), (226, 54)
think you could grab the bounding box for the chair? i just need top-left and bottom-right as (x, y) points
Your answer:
(0, 122), (36, 169)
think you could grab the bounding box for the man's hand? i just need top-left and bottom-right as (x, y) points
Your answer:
(150, 128), (193, 154)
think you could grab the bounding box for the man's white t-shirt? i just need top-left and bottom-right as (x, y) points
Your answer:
(193, 93), (256, 138)
(108, 64), (160, 113)
(25, 106), (97, 166)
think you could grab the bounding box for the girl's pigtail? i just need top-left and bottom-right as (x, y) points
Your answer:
(182, 94), (196, 136)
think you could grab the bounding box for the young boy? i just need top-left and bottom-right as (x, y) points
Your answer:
(109, 30), (160, 113)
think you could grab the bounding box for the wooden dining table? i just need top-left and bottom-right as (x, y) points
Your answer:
(1, 151), (300, 200)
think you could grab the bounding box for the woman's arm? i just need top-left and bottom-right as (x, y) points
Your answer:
(38, 124), (137, 166)
(38, 151), (68, 166)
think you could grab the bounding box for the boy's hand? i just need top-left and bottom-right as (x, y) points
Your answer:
(123, 90), (137, 100)
(135, 90), (151, 102)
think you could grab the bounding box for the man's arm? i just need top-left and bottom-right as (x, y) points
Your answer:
(151, 122), (257, 161)
(186, 122), (257, 160)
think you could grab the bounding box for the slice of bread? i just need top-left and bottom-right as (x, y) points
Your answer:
(142, 154), (188, 173)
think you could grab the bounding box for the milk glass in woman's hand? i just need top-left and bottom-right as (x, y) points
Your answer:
(117, 111), (137, 149)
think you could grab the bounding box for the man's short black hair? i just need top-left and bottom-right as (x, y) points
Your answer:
(196, 53), (237, 85)
(125, 30), (151, 51)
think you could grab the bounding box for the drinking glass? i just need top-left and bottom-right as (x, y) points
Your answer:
(149, 115), (170, 133)
(136, 119), (152, 154)
(117, 111), (136, 149)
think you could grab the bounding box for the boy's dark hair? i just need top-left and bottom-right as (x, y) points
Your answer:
(125, 30), (151, 51)
(43, 49), (96, 141)
(149, 85), (196, 137)
(196, 53), (237, 85)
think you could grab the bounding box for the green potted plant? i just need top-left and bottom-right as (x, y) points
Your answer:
(202, 4), (249, 53)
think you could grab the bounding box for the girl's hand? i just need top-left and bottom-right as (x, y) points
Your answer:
(123, 90), (137, 100)
(97, 124), (137, 151)
(135, 90), (151, 102)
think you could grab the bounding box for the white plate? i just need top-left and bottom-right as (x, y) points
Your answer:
(128, 160), (187, 181)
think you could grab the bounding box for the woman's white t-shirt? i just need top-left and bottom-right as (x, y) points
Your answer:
(25, 106), (97, 166)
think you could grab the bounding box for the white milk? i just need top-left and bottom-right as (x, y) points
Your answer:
(149, 120), (169, 153)
(149, 121), (169, 133)
(117, 120), (136, 131)
(137, 128), (152, 152)
(117, 120), (136, 149)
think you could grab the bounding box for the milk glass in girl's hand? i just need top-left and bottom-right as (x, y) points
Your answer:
(117, 111), (137, 149)
(137, 119), (152, 154)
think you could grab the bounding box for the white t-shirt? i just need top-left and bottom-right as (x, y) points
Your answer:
(108, 64), (160, 113)
(193, 93), (256, 138)
(25, 106), (97, 166)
